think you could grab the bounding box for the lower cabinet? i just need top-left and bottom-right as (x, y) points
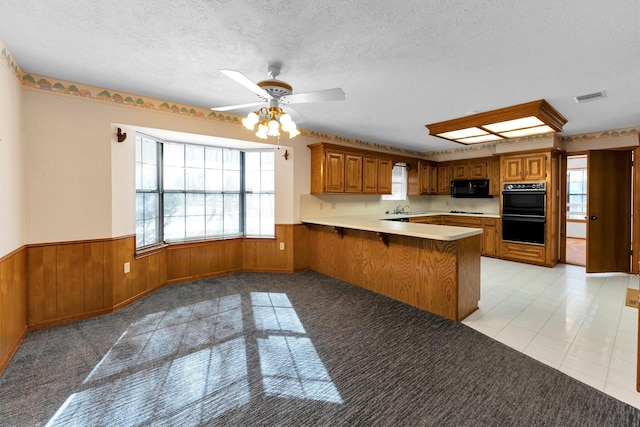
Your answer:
(444, 216), (498, 257)
(482, 218), (499, 257)
(408, 215), (444, 225)
(501, 242), (545, 264)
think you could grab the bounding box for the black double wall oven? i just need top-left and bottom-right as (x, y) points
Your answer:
(501, 182), (546, 245)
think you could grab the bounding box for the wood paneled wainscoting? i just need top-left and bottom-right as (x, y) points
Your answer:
(0, 247), (27, 376)
(1, 223), (310, 373)
(26, 224), (309, 331)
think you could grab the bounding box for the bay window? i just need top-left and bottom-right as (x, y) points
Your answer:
(135, 135), (275, 250)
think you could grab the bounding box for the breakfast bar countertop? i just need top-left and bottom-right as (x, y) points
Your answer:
(300, 213), (486, 241)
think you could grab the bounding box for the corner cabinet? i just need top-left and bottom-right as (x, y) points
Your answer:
(309, 142), (393, 195)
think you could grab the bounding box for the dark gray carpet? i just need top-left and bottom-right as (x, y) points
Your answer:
(1, 271), (638, 426)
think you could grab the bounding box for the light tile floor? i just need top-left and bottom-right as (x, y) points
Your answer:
(463, 257), (640, 409)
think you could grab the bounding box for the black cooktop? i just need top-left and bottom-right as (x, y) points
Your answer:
(449, 210), (484, 215)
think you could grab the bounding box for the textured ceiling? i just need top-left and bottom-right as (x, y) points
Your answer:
(1, 0), (639, 152)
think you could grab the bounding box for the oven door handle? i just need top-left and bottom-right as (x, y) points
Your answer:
(502, 214), (546, 223)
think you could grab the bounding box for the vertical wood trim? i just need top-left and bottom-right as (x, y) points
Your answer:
(456, 235), (481, 320)
(84, 241), (105, 311)
(0, 247), (28, 375)
(27, 246), (57, 325)
(56, 244), (85, 318)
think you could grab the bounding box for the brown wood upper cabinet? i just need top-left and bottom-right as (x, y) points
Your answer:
(344, 153), (363, 193)
(436, 163), (451, 194)
(309, 142), (393, 194)
(451, 159), (488, 180)
(409, 160), (438, 195)
(378, 157), (393, 194)
(362, 156), (378, 193)
(501, 153), (547, 182)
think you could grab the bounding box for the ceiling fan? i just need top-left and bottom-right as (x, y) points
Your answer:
(211, 63), (345, 139)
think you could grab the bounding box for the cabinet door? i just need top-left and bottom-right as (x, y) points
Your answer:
(325, 150), (345, 192)
(482, 219), (498, 256)
(378, 158), (393, 194)
(451, 162), (468, 180)
(468, 160), (487, 179)
(524, 155), (546, 180)
(344, 154), (363, 193)
(428, 164), (438, 194)
(362, 156), (378, 193)
(502, 157), (523, 181)
(437, 164), (451, 194)
(419, 161), (432, 194)
(488, 157), (501, 195)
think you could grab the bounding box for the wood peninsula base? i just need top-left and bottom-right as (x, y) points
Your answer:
(305, 224), (481, 321)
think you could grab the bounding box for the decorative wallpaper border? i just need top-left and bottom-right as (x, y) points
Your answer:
(0, 40), (24, 81)
(1, 39), (637, 157)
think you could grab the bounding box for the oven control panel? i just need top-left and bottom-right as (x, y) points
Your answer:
(503, 182), (546, 191)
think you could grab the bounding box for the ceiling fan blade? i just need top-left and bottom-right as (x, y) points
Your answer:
(282, 106), (306, 123)
(210, 102), (265, 112)
(220, 69), (273, 100)
(279, 87), (345, 105)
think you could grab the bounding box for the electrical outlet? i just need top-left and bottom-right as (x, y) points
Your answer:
(279, 242), (285, 250)
(124, 262), (130, 274)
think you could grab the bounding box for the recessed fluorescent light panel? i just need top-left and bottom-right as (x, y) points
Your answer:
(425, 99), (567, 145)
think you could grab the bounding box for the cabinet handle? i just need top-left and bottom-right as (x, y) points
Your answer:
(589, 215), (598, 220)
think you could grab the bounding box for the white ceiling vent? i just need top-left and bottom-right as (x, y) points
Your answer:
(574, 91), (607, 103)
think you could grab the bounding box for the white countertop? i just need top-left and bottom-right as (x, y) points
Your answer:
(301, 212), (490, 241)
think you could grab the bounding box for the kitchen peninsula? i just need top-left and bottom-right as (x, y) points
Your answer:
(301, 214), (483, 321)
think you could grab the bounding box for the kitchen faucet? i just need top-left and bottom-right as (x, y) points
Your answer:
(394, 204), (410, 214)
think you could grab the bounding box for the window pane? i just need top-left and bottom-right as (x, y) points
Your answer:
(245, 151), (260, 171)
(205, 169), (223, 192)
(186, 168), (204, 190)
(206, 194), (224, 235)
(261, 171), (274, 192)
(382, 165), (407, 201)
(164, 216), (185, 241)
(142, 138), (157, 164)
(261, 151), (274, 170)
(164, 166), (185, 190)
(224, 170), (241, 192)
(224, 194), (240, 234)
(186, 215), (205, 237)
(164, 193), (185, 217)
(135, 138), (161, 249)
(224, 149), (241, 170)
(205, 147), (223, 169)
(185, 145), (204, 168)
(186, 193), (205, 216)
(164, 142), (184, 167)
(245, 194), (260, 235)
(260, 194), (275, 236)
(245, 170), (259, 193)
(140, 164), (156, 190)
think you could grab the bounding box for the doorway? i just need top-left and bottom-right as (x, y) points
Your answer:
(561, 149), (636, 273)
(565, 155), (587, 266)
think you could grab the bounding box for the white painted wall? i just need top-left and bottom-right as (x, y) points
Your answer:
(23, 87), (318, 244)
(0, 61), (26, 258)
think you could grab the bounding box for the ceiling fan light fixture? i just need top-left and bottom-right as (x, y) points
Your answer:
(256, 123), (269, 139)
(243, 106), (299, 139)
(426, 99), (567, 145)
(242, 112), (259, 130)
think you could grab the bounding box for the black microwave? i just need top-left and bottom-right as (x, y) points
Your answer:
(450, 179), (492, 198)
